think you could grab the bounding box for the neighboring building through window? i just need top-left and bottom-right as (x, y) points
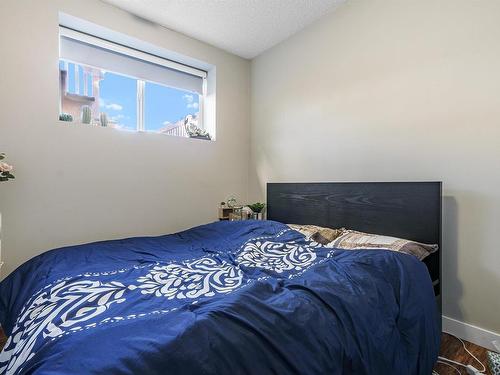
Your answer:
(59, 27), (211, 140)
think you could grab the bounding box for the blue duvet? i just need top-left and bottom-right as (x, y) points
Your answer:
(0, 220), (439, 374)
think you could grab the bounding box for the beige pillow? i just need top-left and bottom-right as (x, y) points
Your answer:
(331, 230), (438, 260)
(288, 224), (343, 245)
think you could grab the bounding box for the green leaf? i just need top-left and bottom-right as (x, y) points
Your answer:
(247, 202), (265, 213)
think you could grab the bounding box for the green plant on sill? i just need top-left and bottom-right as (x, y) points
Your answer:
(81, 105), (92, 124)
(100, 112), (109, 127)
(247, 202), (265, 213)
(59, 113), (73, 122)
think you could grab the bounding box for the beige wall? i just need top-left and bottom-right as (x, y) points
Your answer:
(0, 0), (250, 276)
(250, 0), (500, 333)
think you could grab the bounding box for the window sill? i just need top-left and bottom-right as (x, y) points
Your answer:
(57, 120), (214, 141)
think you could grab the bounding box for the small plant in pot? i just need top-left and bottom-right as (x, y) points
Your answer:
(59, 113), (73, 122)
(247, 202), (265, 220)
(100, 112), (109, 127)
(81, 105), (92, 124)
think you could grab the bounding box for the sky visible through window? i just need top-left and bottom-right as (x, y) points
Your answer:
(144, 81), (199, 132)
(100, 71), (136, 130)
(62, 61), (200, 132)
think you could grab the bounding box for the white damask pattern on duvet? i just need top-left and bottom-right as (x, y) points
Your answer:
(0, 280), (128, 375)
(0, 236), (327, 375)
(130, 258), (244, 299)
(236, 240), (318, 273)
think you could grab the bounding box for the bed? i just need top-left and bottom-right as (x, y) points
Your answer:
(267, 182), (442, 313)
(0, 182), (441, 374)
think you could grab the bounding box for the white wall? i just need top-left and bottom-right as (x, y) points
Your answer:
(251, 0), (500, 334)
(0, 0), (250, 276)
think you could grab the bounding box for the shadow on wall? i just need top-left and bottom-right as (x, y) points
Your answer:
(442, 196), (462, 320)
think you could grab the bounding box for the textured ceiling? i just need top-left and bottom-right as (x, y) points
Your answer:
(101, 0), (345, 59)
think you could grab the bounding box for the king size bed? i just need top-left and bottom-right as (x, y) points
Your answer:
(0, 182), (442, 374)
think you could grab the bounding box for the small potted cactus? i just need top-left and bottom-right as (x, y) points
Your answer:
(59, 113), (73, 122)
(81, 105), (92, 124)
(100, 113), (109, 127)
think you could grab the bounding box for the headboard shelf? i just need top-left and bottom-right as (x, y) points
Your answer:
(267, 182), (442, 311)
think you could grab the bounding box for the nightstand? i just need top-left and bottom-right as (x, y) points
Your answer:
(218, 206), (234, 220)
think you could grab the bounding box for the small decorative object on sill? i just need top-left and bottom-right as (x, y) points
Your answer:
(59, 113), (73, 122)
(0, 153), (15, 182)
(247, 202), (265, 220)
(190, 134), (211, 140)
(81, 105), (92, 124)
(100, 112), (108, 127)
(184, 115), (211, 140)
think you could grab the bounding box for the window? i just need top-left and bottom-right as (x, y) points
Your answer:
(144, 81), (200, 134)
(58, 27), (211, 140)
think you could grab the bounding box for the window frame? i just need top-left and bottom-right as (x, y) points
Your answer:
(59, 26), (208, 133)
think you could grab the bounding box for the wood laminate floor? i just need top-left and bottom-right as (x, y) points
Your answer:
(0, 330), (491, 374)
(434, 333), (491, 375)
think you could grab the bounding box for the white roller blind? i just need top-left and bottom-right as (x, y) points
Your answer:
(59, 28), (206, 95)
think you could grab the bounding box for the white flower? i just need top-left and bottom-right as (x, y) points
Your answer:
(0, 162), (13, 172)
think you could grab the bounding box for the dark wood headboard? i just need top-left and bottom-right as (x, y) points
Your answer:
(267, 182), (442, 311)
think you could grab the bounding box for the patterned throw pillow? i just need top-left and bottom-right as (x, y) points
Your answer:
(488, 351), (500, 375)
(330, 230), (438, 260)
(288, 224), (344, 245)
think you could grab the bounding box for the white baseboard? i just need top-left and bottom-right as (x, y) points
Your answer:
(443, 315), (500, 352)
